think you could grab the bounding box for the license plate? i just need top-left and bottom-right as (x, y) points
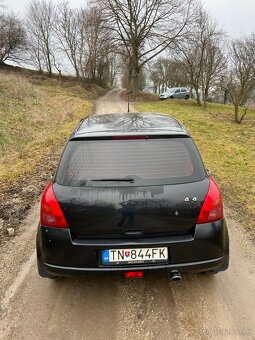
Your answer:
(102, 247), (168, 265)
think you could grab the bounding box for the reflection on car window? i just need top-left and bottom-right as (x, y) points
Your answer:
(56, 138), (205, 187)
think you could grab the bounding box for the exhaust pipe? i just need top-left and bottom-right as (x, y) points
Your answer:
(169, 270), (182, 281)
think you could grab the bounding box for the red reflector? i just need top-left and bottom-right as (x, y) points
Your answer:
(197, 177), (223, 224)
(124, 271), (144, 279)
(112, 136), (146, 140)
(40, 181), (69, 228)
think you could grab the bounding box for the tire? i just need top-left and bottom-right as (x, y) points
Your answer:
(37, 258), (59, 279)
(169, 96), (174, 99)
(185, 95), (190, 100)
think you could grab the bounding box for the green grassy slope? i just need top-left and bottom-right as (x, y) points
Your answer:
(0, 70), (103, 183)
(137, 98), (255, 228)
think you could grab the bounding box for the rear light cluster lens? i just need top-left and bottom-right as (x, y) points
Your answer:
(40, 182), (68, 228)
(197, 177), (223, 224)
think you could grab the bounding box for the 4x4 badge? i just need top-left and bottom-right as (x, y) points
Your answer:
(185, 197), (197, 202)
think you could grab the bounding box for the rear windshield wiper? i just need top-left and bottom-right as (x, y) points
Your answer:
(90, 177), (135, 183)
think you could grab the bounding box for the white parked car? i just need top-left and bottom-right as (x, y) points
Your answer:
(159, 87), (190, 100)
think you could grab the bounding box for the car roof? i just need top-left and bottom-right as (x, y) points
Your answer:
(70, 112), (189, 139)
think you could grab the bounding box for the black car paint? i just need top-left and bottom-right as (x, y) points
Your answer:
(53, 179), (209, 238)
(36, 112), (229, 277)
(71, 112), (186, 138)
(37, 219), (228, 275)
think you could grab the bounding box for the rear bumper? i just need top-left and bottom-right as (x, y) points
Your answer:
(36, 219), (229, 276)
(42, 257), (227, 277)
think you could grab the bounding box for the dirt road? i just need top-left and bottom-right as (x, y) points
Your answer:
(0, 89), (254, 340)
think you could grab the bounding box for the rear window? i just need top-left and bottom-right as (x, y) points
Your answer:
(56, 138), (206, 187)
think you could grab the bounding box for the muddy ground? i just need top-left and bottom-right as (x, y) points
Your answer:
(0, 141), (66, 244)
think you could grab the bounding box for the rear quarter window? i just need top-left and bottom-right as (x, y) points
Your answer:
(56, 138), (206, 187)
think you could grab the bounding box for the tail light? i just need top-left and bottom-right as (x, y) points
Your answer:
(40, 182), (68, 228)
(124, 271), (144, 279)
(197, 177), (223, 224)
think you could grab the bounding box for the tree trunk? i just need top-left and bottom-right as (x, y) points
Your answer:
(223, 90), (228, 105)
(234, 105), (239, 123)
(46, 47), (52, 76)
(47, 56), (52, 76)
(132, 65), (140, 96)
(128, 66), (132, 92)
(195, 86), (201, 105)
(130, 45), (140, 96)
(203, 88), (209, 109)
(75, 67), (80, 78)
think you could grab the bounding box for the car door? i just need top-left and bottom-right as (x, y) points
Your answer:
(180, 88), (188, 99)
(174, 88), (182, 98)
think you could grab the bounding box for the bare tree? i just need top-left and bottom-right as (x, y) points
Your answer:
(152, 58), (169, 93)
(0, 13), (26, 64)
(201, 42), (226, 108)
(26, 0), (55, 75)
(55, 2), (83, 77)
(227, 35), (255, 124)
(176, 7), (225, 106)
(107, 52), (120, 86)
(55, 3), (115, 84)
(149, 58), (187, 93)
(25, 34), (45, 72)
(219, 75), (230, 104)
(82, 6), (114, 84)
(96, 0), (197, 94)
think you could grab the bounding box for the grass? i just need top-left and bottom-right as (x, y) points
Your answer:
(136, 98), (255, 228)
(0, 70), (103, 183)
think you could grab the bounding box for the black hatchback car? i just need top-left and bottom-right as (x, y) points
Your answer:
(37, 113), (229, 280)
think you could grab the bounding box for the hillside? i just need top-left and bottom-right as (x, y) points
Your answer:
(0, 69), (105, 242)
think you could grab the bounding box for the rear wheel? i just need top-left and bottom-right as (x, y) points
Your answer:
(185, 94), (190, 100)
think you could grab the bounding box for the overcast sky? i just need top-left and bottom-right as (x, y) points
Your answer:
(3, 0), (255, 37)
